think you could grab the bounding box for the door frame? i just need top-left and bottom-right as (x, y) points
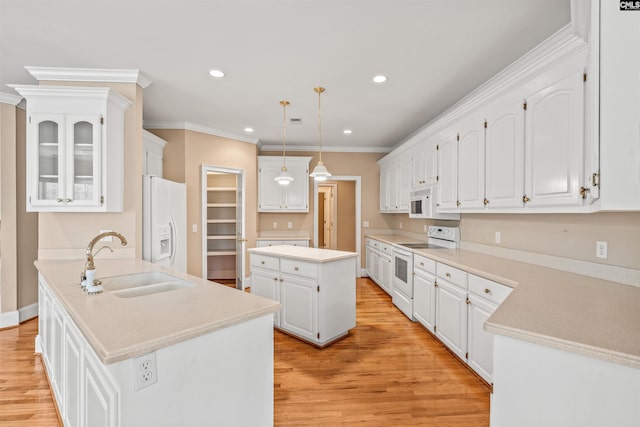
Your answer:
(318, 183), (338, 249)
(200, 164), (246, 290)
(313, 176), (362, 277)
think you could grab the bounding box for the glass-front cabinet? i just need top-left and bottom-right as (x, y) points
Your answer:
(32, 114), (102, 209)
(12, 85), (131, 212)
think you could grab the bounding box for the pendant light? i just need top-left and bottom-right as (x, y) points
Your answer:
(309, 86), (332, 181)
(274, 100), (294, 186)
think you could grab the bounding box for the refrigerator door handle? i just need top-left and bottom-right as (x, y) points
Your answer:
(169, 218), (177, 267)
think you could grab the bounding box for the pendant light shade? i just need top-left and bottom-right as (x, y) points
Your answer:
(274, 100), (294, 186)
(309, 86), (332, 181)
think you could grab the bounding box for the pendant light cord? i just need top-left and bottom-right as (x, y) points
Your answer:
(314, 87), (325, 163)
(280, 100), (290, 168)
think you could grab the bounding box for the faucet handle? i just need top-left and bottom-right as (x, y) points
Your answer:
(93, 245), (114, 258)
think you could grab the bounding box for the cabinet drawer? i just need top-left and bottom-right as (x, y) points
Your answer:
(281, 258), (318, 279)
(379, 243), (392, 256)
(371, 240), (380, 250)
(468, 274), (512, 305)
(281, 240), (309, 247)
(414, 254), (436, 274)
(250, 254), (279, 271)
(436, 262), (467, 289)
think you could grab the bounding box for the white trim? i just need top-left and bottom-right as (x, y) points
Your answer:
(313, 176), (362, 277)
(18, 303), (38, 323)
(8, 84), (132, 110)
(0, 92), (23, 105)
(460, 241), (640, 288)
(25, 66), (152, 88)
(145, 121), (259, 145)
(258, 144), (391, 154)
(142, 129), (169, 149)
(0, 310), (19, 328)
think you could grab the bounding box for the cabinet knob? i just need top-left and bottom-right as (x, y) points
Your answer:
(261, 261), (265, 264)
(456, 200), (461, 207)
(279, 278), (283, 282)
(273, 277), (277, 281)
(483, 198), (489, 206)
(445, 272), (451, 278)
(57, 199), (63, 203)
(420, 262), (424, 266)
(522, 195), (530, 203)
(66, 199), (72, 203)
(294, 267), (299, 271)
(484, 288), (491, 294)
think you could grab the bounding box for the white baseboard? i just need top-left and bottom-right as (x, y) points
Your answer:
(0, 310), (19, 328)
(19, 302), (38, 323)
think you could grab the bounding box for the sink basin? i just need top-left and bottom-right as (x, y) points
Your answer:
(100, 271), (195, 298)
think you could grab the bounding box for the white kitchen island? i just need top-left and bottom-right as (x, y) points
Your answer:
(35, 259), (280, 427)
(248, 245), (357, 347)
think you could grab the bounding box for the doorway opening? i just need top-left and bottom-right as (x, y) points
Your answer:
(313, 176), (362, 276)
(201, 165), (246, 290)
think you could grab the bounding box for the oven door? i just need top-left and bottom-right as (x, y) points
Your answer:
(392, 248), (413, 297)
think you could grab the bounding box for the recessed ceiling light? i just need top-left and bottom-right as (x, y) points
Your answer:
(209, 69), (225, 78)
(244, 127), (254, 133)
(343, 129), (352, 134)
(372, 75), (387, 84)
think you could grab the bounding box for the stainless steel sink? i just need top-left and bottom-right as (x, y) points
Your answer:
(100, 271), (195, 298)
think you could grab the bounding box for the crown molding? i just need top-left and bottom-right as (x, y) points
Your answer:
(144, 120), (259, 145)
(258, 144), (391, 154)
(8, 85), (132, 110)
(0, 91), (23, 105)
(25, 66), (152, 88)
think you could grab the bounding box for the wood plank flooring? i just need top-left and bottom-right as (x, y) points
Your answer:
(0, 278), (489, 426)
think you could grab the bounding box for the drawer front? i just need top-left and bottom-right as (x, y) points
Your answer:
(468, 274), (512, 305)
(379, 243), (392, 256)
(392, 288), (414, 320)
(372, 240), (380, 249)
(281, 240), (309, 247)
(251, 254), (279, 271)
(414, 254), (436, 274)
(366, 238), (374, 248)
(280, 258), (318, 279)
(436, 262), (468, 289)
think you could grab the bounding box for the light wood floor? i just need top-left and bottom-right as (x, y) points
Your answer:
(0, 278), (489, 426)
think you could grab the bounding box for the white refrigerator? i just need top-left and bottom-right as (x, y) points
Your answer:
(143, 175), (187, 273)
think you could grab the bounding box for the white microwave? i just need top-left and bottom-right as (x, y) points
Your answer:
(409, 187), (460, 220)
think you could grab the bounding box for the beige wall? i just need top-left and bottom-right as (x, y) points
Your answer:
(37, 82), (142, 261)
(1, 103), (18, 313)
(148, 129), (258, 278)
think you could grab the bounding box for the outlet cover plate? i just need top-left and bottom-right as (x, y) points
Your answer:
(133, 351), (158, 391)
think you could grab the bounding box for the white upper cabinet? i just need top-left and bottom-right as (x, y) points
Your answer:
(457, 115), (486, 210)
(379, 153), (410, 212)
(437, 132), (458, 211)
(524, 66), (585, 208)
(258, 156), (311, 212)
(411, 139), (438, 190)
(142, 130), (167, 177)
(484, 95), (525, 209)
(12, 85), (131, 212)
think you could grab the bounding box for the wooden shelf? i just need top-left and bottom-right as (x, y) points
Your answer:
(207, 235), (236, 240)
(207, 203), (236, 208)
(207, 219), (236, 224)
(207, 250), (236, 256)
(207, 187), (236, 192)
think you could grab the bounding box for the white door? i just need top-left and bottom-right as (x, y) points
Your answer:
(413, 270), (436, 333)
(283, 161), (308, 211)
(258, 163), (283, 211)
(524, 68), (585, 207)
(424, 140), (439, 186)
(485, 97), (525, 208)
(437, 134), (458, 210)
(235, 172), (245, 289)
(457, 117), (486, 209)
(251, 268), (280, 326)
(467, 293), (497, 384)
(379, 163), (391, 211)
(435, 279), (468, 360)
(411, 145), (426, 189)
(397, 159), (411, 211)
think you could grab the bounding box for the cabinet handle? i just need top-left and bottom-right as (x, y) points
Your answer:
(579, 186), (590, 199)
(456, 200), (461, 207)
(294, 267), (299, 271)
(434, 282), (438, 288)
(279, 278), (283, 282)
(261, 261), (265, 264)
(57, 199), (63, 203)
(419, 262), (424, 266)
(273, 277), (277, 282)
(523, 195), (530, 203)
(66, 199), (72, 203)
(483, 198), (489, 206)
(484, 288), (491, 294)
(445, 272), (451, 278)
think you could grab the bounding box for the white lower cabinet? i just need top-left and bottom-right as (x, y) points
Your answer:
(364, 238), (392, 295)
(63, 319), (83, 427)
(435, 278), (468, 361)
(256, 239), (310, 248)
(380, 252), (392, 295)
(412, 255), (436, 333)
(467, 293), (496, 383)
(250, 248), (356, 346)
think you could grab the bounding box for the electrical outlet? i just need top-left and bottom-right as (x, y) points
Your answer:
(100, 229), (113, 242)
(192, 224), (197, 233)
(288, 222), (293, 229)
(495, 231), (501, 244)
(273, 222), (278, 229)
(596, 241), (608, 259)
(363, 221), (370, 228)
(133, 352), (157, 391)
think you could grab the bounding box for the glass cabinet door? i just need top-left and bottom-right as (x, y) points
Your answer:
(66, 115), (102, 206)
(32, 114), (65, 205)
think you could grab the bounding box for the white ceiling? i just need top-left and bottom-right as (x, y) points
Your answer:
(1, 0), (570, 152)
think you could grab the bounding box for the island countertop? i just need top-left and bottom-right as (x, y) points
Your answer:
(35, 258), (280, 365)
(248, 245), (357, 262)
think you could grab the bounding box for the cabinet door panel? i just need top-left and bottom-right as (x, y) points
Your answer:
(486, 99), (525, 208)
(64, 320), (83, 427)
(66, 114), (102, 207)
(424, 142), (439, 186)
(413, 271), (436, 333)
(525, 69), (584, 207)
(30, 113), (65, 207)
(51, 304), (65, 405)
(437, 136), (458, 210)
(83, 353), (118, 427)
(468, 294), (497, 384)
(381, 254), (393, 296)
(458, 120), (485, 209)
(283, 162), (309, 211)
(251, 269), (280, 326)
(435, 280), (467, 360)
(258, 165), (283, 210)
(397, 161), (411, 210)
(280, 275), (317, 342)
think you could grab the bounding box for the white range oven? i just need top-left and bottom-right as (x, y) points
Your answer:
(391, 226), (459, 319)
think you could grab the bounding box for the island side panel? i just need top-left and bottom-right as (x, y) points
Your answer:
(318, 257), (356, 345)
(107, 314), (274, 427)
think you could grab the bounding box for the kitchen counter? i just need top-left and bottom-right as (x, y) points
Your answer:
(365, 234), (640, 369)
(35, 258), (280, 364)
(248, 245), (357, 262)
